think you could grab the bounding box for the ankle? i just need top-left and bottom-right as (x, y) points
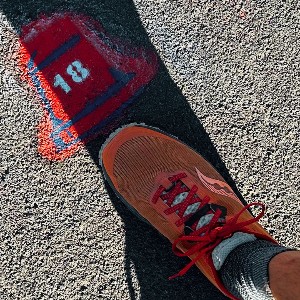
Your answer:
(219, 240), (288, 300)
(269, 251), (300, 300)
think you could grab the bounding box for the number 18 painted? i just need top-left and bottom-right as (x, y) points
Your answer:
(54, 60), (90, 93)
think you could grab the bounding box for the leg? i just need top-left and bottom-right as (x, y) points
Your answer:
(269, 251), (300, 300)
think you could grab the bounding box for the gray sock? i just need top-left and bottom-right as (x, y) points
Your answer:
(219, 240), (289, 300)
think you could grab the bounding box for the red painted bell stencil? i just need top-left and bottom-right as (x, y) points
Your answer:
(19, 13), (158, 160)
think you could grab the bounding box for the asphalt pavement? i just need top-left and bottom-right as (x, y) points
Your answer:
(0, 1), (299, 299)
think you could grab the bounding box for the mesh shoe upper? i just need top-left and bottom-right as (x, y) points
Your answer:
(100, 124), (277, 300)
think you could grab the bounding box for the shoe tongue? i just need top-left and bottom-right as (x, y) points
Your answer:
(169, 191), (215, 231)
(195, 214), (214, 230)
(171, 192), (189, 206)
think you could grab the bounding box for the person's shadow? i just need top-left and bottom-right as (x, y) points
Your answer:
(1, 0), (247, 298)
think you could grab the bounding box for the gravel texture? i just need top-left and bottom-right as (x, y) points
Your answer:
(0, 1), (299, 299)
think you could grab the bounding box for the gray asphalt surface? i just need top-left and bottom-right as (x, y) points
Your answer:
(0, 1), (299, 299)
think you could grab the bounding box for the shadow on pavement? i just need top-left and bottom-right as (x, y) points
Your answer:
(0, 0), (244, 299)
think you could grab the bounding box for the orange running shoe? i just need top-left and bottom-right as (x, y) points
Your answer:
(100, 124), (277, 300)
